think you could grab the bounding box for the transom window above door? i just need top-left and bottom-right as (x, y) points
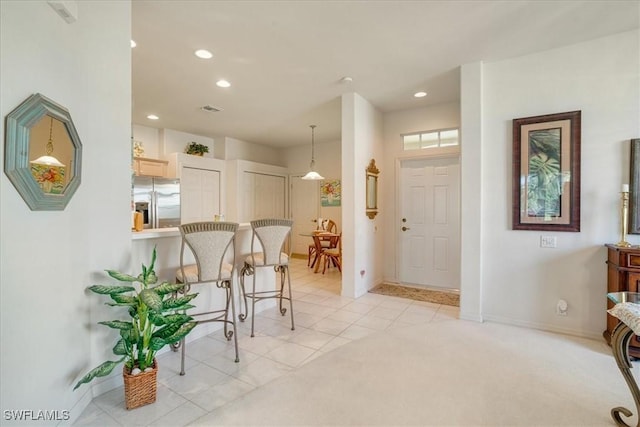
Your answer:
(402, 128), (459, 151)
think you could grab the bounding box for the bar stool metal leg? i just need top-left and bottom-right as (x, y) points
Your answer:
(238, 263), (253, 322)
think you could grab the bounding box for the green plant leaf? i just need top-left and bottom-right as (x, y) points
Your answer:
(149, 336), (166, 351)
(162, 294), (198, 310)
(168, 303), (196, 312)
(149, 312), (192, 326)
(152, 281), (185, 296)
(164, 322), (197, 345)
(99, 320), (132, 330)
(106, 270), (139, 283)
(149, 246), (157, 272)
(105, 301), (138, 307)
(113, 339), (128, 356)
(152, 322), (184, 339)
(73, 358), (125, 390)
(88, 285), (135, 295)
(120, 324), (139, 345)
(110, 294), (137, 304)
(140, 289), (163, 311)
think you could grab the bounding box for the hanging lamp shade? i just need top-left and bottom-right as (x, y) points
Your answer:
(301, 124), (324, 180)
(30, 116), (66, 194)
(31, 116), (65, 167)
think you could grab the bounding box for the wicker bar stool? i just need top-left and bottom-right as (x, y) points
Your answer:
(239, 218), (294, 337)
(174, 221), (239, 375)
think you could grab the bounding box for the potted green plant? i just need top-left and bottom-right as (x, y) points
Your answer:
(185, 141), (209, 156)
(73, 248), (198, 409)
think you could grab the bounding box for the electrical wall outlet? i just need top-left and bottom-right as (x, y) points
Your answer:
(556, 299), (568, 316)
(540, 236), (557, 248)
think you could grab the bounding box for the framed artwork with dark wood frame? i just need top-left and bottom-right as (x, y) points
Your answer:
(512, 110), (581, 232)
(628, 139), (640, 234)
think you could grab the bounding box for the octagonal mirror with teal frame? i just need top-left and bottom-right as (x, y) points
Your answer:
(4, 93), (82, 210)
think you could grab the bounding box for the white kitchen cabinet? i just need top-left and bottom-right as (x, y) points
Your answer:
(167, 153), (226, 224)
(227, 160), (288, 223)
(243, 172), (286, 221)
(181, 167), (221, 223)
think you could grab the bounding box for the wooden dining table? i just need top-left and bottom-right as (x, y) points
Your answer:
(301, 231), (340, 273)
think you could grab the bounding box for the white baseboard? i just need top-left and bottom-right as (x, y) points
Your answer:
(482, 314), (602, 341)
(459, 311), (483, 322)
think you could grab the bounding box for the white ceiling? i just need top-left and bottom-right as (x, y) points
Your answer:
(132, 1), (639, 148)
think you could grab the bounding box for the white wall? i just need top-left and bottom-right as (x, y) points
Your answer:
(0, 0), (131, 422)
(224, 137), (285, 166)
(132, 124), (160, 158)
(161, 128), (214, 158)
(381, 102), (461, 282)
(132, 125), (215, 159)
(462, 30), (640, 338)
(342, 93), (384, 298)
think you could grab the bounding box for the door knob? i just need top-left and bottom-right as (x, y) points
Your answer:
(402, 226), (410, 231)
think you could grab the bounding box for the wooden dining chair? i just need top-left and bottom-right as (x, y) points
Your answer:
(321, 232), (342, 274)
(307, 219), (338, 267)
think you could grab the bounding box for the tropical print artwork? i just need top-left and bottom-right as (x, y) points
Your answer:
(31, 164), (66, 194)
(527, 128), (563, 217)
(321, 179), (341, 207)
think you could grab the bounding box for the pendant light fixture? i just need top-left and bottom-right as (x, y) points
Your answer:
(30, 115), (66, 194)
(302, 124), (324, 180)
(31, 116), (65, 168)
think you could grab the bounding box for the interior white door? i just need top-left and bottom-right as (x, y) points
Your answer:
(242, 172), (286, 222)
(181, 167), (221, 224)
(290, 176), (319, 255)
(399, 157), (460, 289)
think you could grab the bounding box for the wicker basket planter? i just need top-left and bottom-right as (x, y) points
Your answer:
(123, 359), (158, 410)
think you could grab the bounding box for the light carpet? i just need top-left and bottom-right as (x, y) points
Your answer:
(190, 320), (633, 426)
(369, 283), (460, 307)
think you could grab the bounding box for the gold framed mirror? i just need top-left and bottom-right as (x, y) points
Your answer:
(4, 93), (82, 210)
(366, 159), (379, 219)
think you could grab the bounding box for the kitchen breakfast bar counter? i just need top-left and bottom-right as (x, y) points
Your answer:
(131, 223), (278, 342)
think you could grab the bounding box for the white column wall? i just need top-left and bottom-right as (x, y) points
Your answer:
(341, 93), (384, 298)
(0, 0), (132, 421)
(459, 62), (484, 322)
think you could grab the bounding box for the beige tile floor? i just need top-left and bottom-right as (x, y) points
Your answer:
(73, 258), (459, 426)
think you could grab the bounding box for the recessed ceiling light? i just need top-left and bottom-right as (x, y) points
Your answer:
(195, 49), (213, 59)
(216, 80), (231, 88)
(414, 91), (427, 98)
(130, 40), (137, 48)
(147, 114), (159, 120)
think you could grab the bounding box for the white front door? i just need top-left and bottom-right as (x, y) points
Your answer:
(290, 175), (320, 255)
(399, 157), (460, 289)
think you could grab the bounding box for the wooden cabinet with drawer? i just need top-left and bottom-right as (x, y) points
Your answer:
(605, 244), (640, 358)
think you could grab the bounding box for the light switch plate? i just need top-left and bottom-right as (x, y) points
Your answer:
(540, 236), (557, 248)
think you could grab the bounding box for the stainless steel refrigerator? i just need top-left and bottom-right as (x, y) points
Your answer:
(133, 176), (180, 229)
